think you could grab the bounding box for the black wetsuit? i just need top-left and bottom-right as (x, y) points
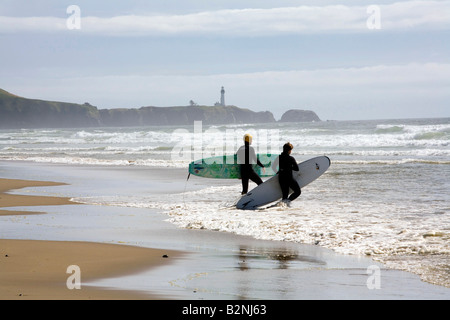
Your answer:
(236, 142), (263, 194)
(278, 152), (301, 201)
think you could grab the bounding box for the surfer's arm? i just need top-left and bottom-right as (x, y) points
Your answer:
(257, 159), (264, 168)
(256, 155), (264, 168)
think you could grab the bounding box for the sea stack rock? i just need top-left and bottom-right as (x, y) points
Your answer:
(279, 109), (321, 122)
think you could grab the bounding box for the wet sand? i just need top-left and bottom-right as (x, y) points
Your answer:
(0, 179), (76, 215)
(0, 178), (178, 300)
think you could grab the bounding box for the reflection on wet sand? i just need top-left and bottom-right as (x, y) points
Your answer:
(237, 246), (326, 271)
(235, 245), (328, 299)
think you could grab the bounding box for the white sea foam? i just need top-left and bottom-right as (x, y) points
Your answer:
(162, 187), (449, 258)
(76, 177), (450, 287)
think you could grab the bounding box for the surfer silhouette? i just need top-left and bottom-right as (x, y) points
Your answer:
(272, 142), (301, 205)
(236, 133), (265, 195)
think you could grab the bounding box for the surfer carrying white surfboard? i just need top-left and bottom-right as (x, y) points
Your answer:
(272, 142), (301, 204)
(236, 133), (265, 195)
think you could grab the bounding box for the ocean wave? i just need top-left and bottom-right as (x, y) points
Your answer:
(1, 118), (449, 167)
(0, 155), (188, 167)
(375, 125), (405, 134)
(332, 159), (450, 165)
(2, 152), (449, 167)
(414, 131), (448, 140)
(2, 120), (450, 151)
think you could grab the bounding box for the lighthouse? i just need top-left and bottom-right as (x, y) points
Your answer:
(220, 86), (225, 106)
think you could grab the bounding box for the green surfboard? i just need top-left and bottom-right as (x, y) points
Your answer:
(188, 154), (278, 179)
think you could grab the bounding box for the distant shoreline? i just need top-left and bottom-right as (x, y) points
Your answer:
(0, 88), (320, 129)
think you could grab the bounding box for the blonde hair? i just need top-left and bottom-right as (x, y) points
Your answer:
(243, 133), (253, 144)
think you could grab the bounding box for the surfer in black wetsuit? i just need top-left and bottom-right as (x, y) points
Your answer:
(272, 142), (301, 204)
(236, 134), (265, 195)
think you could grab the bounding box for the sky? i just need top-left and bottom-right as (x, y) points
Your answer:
(0, 0), (449, 120)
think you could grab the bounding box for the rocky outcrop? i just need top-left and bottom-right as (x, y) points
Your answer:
(279, 109), (321, 122)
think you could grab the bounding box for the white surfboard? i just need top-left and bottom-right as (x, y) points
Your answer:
(236, 156), (331, 210)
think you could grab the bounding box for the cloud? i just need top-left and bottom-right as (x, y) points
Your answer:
(1, 1), (449, 36)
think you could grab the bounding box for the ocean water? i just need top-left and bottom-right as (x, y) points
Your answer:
(1, 117), (449, 287)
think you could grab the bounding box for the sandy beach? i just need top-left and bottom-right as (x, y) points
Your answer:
(0, 161), (449, 300)
(0, 239), (178, 300)
(0, 179), (76, 216)
(0, 177), (178, 300)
